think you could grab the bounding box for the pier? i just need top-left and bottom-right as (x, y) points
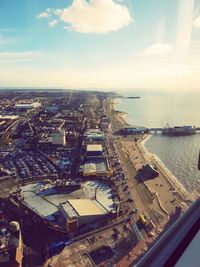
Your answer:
(116, 125), (200, 135)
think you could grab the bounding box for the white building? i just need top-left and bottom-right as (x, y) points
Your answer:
(60, 199), (108, 228)
(14, 102), (41, 110)
(86, 144), (103, 156)
(51, 131), (66, 146)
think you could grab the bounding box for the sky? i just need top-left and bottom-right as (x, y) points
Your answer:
(0, 0), (200, 91)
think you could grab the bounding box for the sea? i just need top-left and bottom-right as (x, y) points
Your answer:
(115, 91), (200, 193)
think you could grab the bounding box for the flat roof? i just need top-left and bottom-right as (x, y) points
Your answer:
(68, 199), (107, 216)
(15, 102), (40, 108)
(60, 202), (79, 218)
(85, 158), (108, 173)
(0, 115), (18, 120)
(85, 129), (103, 133)
(83, 163), (96, 174)
(86, 144), (103, 152)
(22, 191), (59, 219)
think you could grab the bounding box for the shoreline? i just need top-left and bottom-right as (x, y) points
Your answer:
(106, 96), (191, 266)
(107, 97), (193, 217)
(112, 96), (190, 201)
(138, 135), (189, 200)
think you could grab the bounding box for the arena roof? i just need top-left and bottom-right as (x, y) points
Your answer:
(12, 180), (114, 228)
(68, 199), (107, 216)
(60, 202), (79, 219)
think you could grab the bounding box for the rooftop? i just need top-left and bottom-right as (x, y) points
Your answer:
(0, 115), (18, 120)
(68, 199), (107, 216)
(14, 102), (41, 109)
(86, 144), (103, 152)
(11, 180), (114, 228)
(83, 158), (110, 176)
(83, 163), (97, 175)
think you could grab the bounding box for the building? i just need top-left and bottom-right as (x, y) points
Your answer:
(51, 130), (66, 146)
(86, 144), (103, 156)
(0, 221), (23, 267)
(60, 199), (108, 233)
(138, 164), (159, 182)
(14, 102), (41, 111)
(81, 158), (113, 177)
(118, 127), (148, 135)
(84, 129), (105, 142)
(0, 115), (18, 120)
(10, 180), (115, 233)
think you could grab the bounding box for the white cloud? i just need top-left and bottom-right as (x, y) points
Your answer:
(0, 51), (42, 62)
(46, 8), (51, 13)
(143, 43), (173, 55)
(134, 43), (173, 56)
(59, 0), (132, 33)
(1, 60), (200, 91)
(53, 9), (62, 16)
(37, 12), (50, 19)
(48, 19), (58, 28)
(193, 16), (200, 28)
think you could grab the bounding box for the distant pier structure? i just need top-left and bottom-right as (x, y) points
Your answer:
(116, 124), (199, 136)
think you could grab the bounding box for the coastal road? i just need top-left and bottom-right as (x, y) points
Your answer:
(113, 136), (167, 225)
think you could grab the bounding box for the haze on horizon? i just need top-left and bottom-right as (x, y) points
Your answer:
(0, 0), (200, 91)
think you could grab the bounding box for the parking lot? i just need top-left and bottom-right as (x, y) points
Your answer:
(1, 149), (59, 180)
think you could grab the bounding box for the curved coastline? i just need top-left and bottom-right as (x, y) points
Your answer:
(105, 96), (194, 267)
(113, 97), (190, 202)
(138, 135), (189, 200)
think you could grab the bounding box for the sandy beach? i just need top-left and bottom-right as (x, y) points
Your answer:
(107, 97), (190, 222)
